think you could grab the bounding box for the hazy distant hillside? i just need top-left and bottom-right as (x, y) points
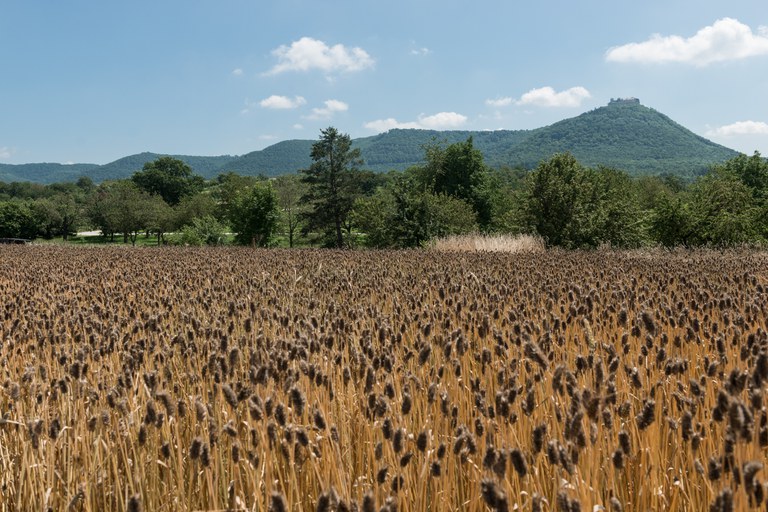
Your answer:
(0, 99), (743, 183)
(0, 162), (98, 184)
(88, 152), (238, 182)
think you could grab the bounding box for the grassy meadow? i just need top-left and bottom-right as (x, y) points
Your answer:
(1, 246), (767, 511)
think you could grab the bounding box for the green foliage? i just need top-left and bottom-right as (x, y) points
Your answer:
(521, 153), (583, 247)
(687, 168), (759, 246)
(508, 100), (738, 177)
(228, 182), (279, 247)
(31, 194), (81, 240)
(412, 137), (492, 228)
(211, 172), (266, 222)
(0, 200), (39, 239)
(86, 181), (157, 244)
(353, 174), (477, 248)
(273, 174), (310, 248)
(131, 157), (205, 205)
(520, 154), (644, 248)
(714, 151), (768, 194)
(301, 127), (365, 248)
(175, 193), (218, 229)
(176, 215), (227, 246)
(649, 194), (693, 247)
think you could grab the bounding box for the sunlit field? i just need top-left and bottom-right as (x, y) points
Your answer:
(1, 246), (767, 511)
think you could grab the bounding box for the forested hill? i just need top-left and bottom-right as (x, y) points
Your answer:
(1, 100), (742, 183)
(504, 99), (739, 175)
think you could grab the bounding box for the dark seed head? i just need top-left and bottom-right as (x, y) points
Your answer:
(269, 491), (287, 512)
(127, 494), (142, 512)
(510, 449), (527, 477)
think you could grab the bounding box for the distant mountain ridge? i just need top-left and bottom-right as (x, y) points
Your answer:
(0, 100), (741, 184)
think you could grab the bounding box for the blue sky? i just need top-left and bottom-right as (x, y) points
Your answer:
(1, 0), (767, 164)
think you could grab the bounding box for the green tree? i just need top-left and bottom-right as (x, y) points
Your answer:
(688, 168), (758, 246)
(175, 193), (218, 229)
(145, 196), (175, 245)
(273, 174), (309, 247)
(33, 193), (81, 240)
(87, 181), (156, 244)
(521, 153), (583, 247)
(578, 167), (644, 248)
(717, 151), (768, 196)
(649, 194), (692, 247)
(301, 127), (365, 248)
(0, 200), (39, 239)
(228, 182), (279, 246)
(353, 174), (477, 248)
(212, 172), (265, 222)
(415, 137), (491, 227)
(177, 215), (227, 246)
(521, 154), (643, 248)
(131, 157), (205, 206)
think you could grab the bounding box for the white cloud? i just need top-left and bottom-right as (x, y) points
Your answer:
(364, 112), (468, 133)
(707, 121), (768, 137)
(0, 147), (13, 159)
(308, 99), (349, 120)
(293, 123), (304, 130)
(232, 68), (243, 76)
(485, 97), (513, 108)
(266, 37), (374, 75)
(364, 118), (421, 132)
(259, 95), (307, 110)
(517, 86), (591, 107)
(606, 18), (768, 66)
(411, 47), (431, 56)
(418, 112), (468, 129)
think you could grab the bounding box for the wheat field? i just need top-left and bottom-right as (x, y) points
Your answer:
(1, 246), (767, 511)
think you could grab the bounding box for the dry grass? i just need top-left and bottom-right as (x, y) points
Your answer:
(1, 246), (768, 511)
(430, 234), (546, 253)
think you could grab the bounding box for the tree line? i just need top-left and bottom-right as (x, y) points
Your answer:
(1, 127), (767, 249)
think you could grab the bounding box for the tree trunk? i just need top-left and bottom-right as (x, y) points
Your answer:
(335, 217), (343, 248)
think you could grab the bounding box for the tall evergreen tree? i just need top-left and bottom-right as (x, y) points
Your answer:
(301, 127), (364, 248)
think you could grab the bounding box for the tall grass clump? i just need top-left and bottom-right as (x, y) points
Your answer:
(430, 233), (545, 253)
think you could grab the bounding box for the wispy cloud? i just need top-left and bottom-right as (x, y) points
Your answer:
(0, 147), (13, 159)
(707, 120), (768, 137)
(410, 47), (432, 56)
(517, 86), (591, 107)
(307, 99), (349, 120)
(485, 97), (513, 108)
(364, 112), (468, 133)
(266, 37), (374, 75)
(606, 18), (768, 66)
(232, 68), (243, 76)
(259, 95), (307, 110)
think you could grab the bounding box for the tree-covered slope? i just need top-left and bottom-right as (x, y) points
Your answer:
(352, 129), (533, 172)
(506, 99), (739, 176)
(222, 140), (315, 177)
